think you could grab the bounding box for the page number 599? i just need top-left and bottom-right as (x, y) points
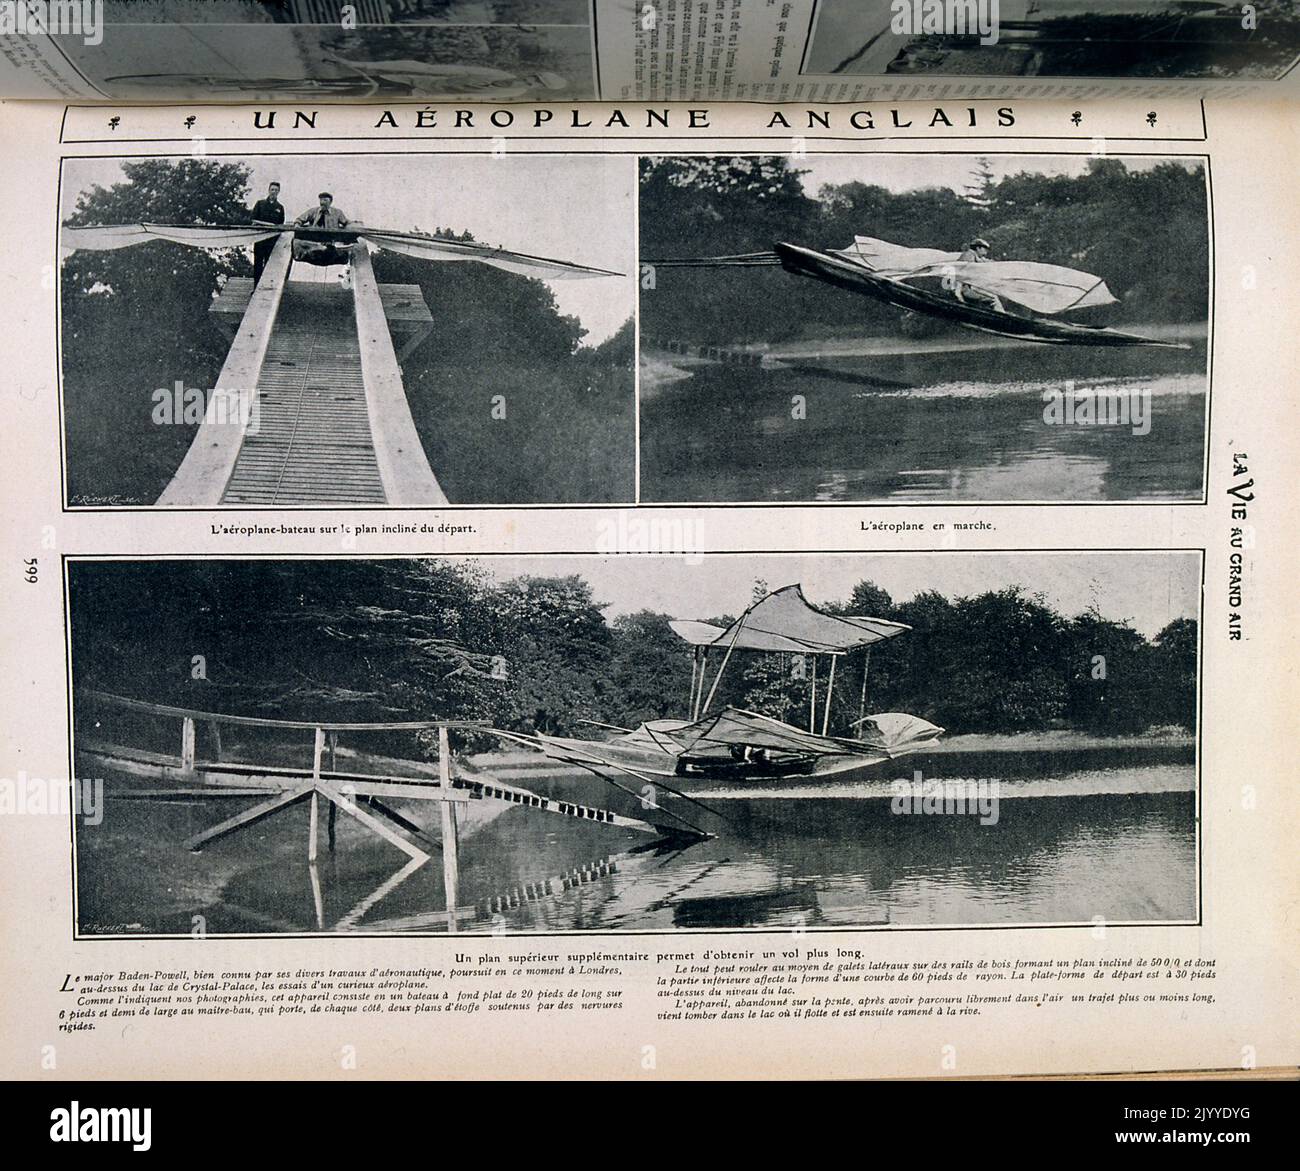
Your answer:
(23, 558), (38, 583)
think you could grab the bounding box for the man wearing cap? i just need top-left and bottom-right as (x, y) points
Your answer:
(954, 238), (1004, 313)
(292, 192), (353, 265)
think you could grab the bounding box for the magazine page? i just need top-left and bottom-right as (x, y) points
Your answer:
(1, 2), (1298, 102)
(0, 94), (1295, 1088)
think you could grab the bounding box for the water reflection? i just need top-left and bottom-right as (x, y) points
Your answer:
(641, 342), (1207, 502)
(76, 746), (1196, 934)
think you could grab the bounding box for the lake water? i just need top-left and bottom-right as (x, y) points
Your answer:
(75, 743), (1197, 935)
(640, 340), (1207, 502)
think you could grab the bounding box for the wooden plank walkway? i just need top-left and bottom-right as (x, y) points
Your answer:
(221, 282), (387, 505)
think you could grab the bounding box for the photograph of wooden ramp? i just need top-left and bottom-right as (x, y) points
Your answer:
(58, 156), (635, 507)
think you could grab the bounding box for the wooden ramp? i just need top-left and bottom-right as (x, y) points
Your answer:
(221, 282), (386, 505)
(74, 690), (703, 933)
(157, 237), (445, 507)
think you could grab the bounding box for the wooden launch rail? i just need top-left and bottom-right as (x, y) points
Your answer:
(157, 238), (446, 507)
(75, 691), (683, 931)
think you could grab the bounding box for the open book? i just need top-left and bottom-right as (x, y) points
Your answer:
(0, 1), (1296, 1103)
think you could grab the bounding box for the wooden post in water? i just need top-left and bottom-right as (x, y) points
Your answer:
(308, 726), (325, 864)
(326, 732), (338, 851)
(180, 717), (196, 772)
(438, 726), (460, 930)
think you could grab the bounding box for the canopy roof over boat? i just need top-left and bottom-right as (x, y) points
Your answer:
(60, 222), (622, 280)
(832, 236), (1118, 316)
(669, 583), (910, 655)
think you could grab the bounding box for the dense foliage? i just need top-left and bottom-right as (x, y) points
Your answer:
(639, 155), (1210, 346)
(70, 560), (1198, 744)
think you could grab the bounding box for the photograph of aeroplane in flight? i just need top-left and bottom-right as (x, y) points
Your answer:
(639, 153), (1209, 505)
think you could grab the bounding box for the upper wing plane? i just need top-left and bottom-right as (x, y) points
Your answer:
(60, 221), (622, 280)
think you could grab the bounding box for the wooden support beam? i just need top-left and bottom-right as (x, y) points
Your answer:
(184, 782), (314, 851)
(308, 726), (325, 863)
(350, 245), (448, 505)
(326, 731), (337, 848)
(157, 233), (294, 506)
(308, 863), (324, 931)
(80, 747), (473, 803)
(180, 718), (196, 772)
(361, 797), (434, 845)
(308, 793), (320, 864)
(395, 322), (434, 363)
(438, 727), (460, 928)
(317, 779), (430, 863)
(80, 688), (487, 733)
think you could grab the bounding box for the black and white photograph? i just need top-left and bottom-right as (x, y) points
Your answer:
(802, 1), (1300, 80)
(58, 154), (635, 506)
(68, 551), (1199, 936)
(63, 15), (597, 101)
(639, 153), (1210, 504)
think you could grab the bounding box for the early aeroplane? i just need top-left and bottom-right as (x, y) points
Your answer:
(649, 234), (1187, 348)
(60, 219), (623, 281)
(493, 584), (944, 790)
(59, 211), (624, 507)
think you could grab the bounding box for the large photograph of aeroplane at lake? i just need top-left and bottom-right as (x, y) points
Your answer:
(58, 154), (634, 507)
(638, 153), (1210, 504)
(68, 552), (1199, 935)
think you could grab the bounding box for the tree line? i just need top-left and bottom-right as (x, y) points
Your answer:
(69, 560), (1197, 752)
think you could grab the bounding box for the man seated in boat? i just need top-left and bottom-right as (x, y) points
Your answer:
(952, 238), (1005, 313)
(292, 192), (355, 266)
